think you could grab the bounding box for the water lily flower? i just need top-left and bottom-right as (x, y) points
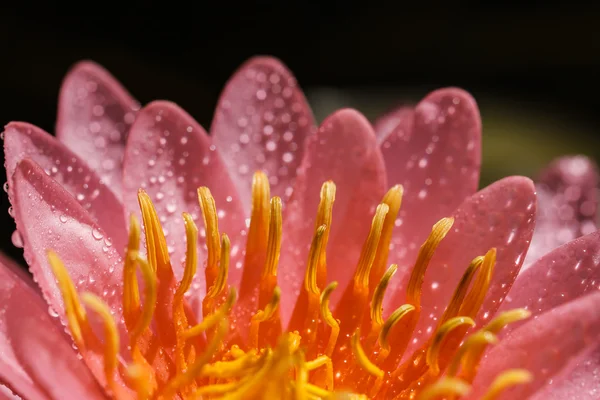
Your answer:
(1, 57), (600, 400)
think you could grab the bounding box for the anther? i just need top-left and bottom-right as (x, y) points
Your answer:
(426, 316), (475, 375)
(198, 186), (221, 291)
(370, 264), (398, 327)
(416, 377), (470, 400)
(406, 217), (454, 307)
(481, 369), (533, 400)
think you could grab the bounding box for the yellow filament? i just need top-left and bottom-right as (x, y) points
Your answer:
(81, 293), (119, 391)
(306, 355), (329, 371)
(459, 248), (496, 317)
(447, 331), (498, 377)
(439, 256), (483, 325)
(426, 316), (475, 375)
(379, 304), (416, 352)
(249, 287), (282, 348)
(206, 234), (230, 300)
(198, 186), (221, 272)
(129, 255), (156, 343)
(320, 282), (340, 357)
(263, 196), (282, 278)
(406, 217), (454, 307)
(199, 350), (258, 379)
(175, 213), (198, 300)
(354, 203), (390, 288)
(137, 190), (169, 271)
(416, 377), (471, 400)
(481, 369), (533, 400)
(483, 309), (531, 334)
(245, 171), (270, 259)
(221, 350), (275, 399)
(295, 351), (308, 400)
(123, 214), (141, 326)
(371, 264), (398, 326)
(47, 250), (86, 346)
(159, 319), (228, 398)
(351, 330), (384, 379)
(305, 225), (327, 294)
(371, 185), (403, 290)
(253, 286), (281, 322)
(315, 181), (336, 276)
(184, 288), (236, 339)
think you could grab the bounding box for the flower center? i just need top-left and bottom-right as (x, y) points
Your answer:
(47, 171), (532, 399)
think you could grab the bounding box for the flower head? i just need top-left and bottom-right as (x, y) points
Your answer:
(1, 57), (600, 400)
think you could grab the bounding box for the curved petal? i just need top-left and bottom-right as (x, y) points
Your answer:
(56, 60), (140, 199)
(211, 56), (316, 209)
(372, 105), (413, 143)
(0, 385), (22, 400)
(278, 109), (387, 322)
(386, 177), (536, 354)
(3, 122), (127, 255)
(529, 345), (600, 400)
(524, 155), (599, 267)
(501, 229), (600, 328)
(122, 101), (245, 288)
(9, 159), (124, 339)
(381, 89), (481, 284)
(468, 292), (600, 399)
(0, 254), (104, 400)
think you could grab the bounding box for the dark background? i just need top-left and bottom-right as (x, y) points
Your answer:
(1, 4), (599, 263)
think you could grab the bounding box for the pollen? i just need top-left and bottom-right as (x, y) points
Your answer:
(48, 171), (532, 399)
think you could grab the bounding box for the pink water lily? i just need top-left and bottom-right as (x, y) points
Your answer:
(0, 57), (599, 399)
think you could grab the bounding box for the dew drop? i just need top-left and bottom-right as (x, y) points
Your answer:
(2, 182), (8, 193)
(166, 203), (177, 214)
(59, 215), (68, 223)
(91, 227), (104, 240)
(11, 230), (23, 248)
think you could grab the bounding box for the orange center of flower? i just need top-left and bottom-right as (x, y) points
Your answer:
(48, 171), (532, 400)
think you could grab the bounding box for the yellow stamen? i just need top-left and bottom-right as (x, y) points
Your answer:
(483, 309), (531, 335)
(184, 288), (236, 339)
(351, 330), (384, 379)
(198, 187), (221, 277)
(426, 316), (475, 375)
(354, 203), (389, 289)
(295, 351), (308, 400)
(129, 255), (156, 344)
(175, 213), (198, 300)
(138, 189), (170, 271)
(199, 349), (258, 379)
(240, 171), (270, 296)
(315, 181), (336, 286)
(438, 257), (483, 325)
(320, 282), (340, 357)
(263, 196), (282, 278)
(416, 377), (471, 400)
(223, 349), (275, 399)
(481, 369), (533, 400)
(370, 185), (403, 292)
(459, 248), (496, 317)
(159, 319), (228, 399)
(206, 234), (230, 300)
(305, 225), (327, 295)
(379, 304), (416, 353)
(406, 217), (454, 307)
(47, 250), (86, 346)
(370, 264), (398, 327)
(123, 214), (141, 328)
(81, 293), (119, 392)
(447, 331), (498, 377)
(250, 287), (282, 348)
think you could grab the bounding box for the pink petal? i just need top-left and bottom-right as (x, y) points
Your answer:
(211, 56), (316, 209)
(501, 229), (600, 326)
(372, 105), (413, 143)
(9, 159), (124, 340)
(0, 385), (22, 400)
(529, 345), (600, 400)
(122, 101), (245, 289)
(4, 122), (127, 256)
(386, 176), (536, 353)
(381, 89), (481, 283)
(524, 155), (599, 266)
(468, 292), (600, 399)
(278, 109), (387, 322)
(56, 60), (140, 199)
(0, 254), (104, 399)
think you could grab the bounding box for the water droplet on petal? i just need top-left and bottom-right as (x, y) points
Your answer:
(91, 227), (104, 240)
